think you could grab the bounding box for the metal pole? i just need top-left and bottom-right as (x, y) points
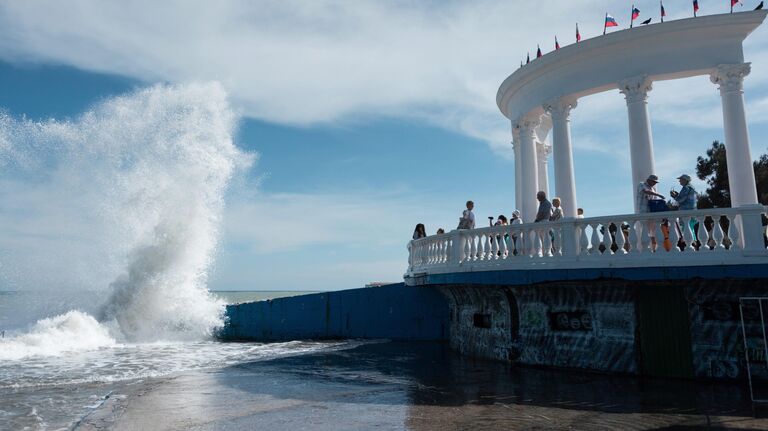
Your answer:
(740, 298), (756, 402)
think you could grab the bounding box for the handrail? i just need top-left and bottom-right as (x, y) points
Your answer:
(406, 205), (768, 277)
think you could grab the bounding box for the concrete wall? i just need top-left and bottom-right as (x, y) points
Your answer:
(220, 283), (449, 342)
(441, 279), (768, 380)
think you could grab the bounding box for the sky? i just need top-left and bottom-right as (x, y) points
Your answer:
(1, 0), (768, 291)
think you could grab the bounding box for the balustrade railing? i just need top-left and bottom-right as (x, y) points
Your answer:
(407, 205), (768, 276)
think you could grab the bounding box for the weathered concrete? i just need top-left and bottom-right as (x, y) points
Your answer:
(220, 283), (449, 342)
(439, 279), (768, 381)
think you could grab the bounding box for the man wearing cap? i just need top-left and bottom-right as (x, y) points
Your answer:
(670, 174), (697, 210)
(636, 175), (665, 250)
(635, 174), (665, 213)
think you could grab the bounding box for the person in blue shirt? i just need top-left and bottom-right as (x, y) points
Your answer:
(670, 174), (697, 210)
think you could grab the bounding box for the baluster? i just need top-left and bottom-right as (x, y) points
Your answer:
(699, 217), (711, 251)
(542, 227), (553, 257)
(639, 220), (651, 253)
(627, 222), (639, 253)
(682, 216), (695, 252)
(590, 223), (601, 256)
(462, 234), (471, 261)
(579, 223), (590, 255)
(441, 238), (448, 262)
(484, 233), (493, 260)
(654, 221), (664, 253)
(731, 215), (742, 250)
(527, 228), (541, 257)
(508, 229), (517, 258)
(468, 234), (477, 261)
(712, 215), (726, 252)
(613, 222), (626, 255)
(668, 218), (681, 253)
(602, 223), (614, 256)
(499, 228), (508, 258)
(552, 225), (562, 256)
(476, 234), (484, 260)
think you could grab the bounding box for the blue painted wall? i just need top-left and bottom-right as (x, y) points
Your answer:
(220, 283), (449, 341)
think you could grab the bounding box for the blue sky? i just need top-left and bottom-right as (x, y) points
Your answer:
(1, 1), (768, 291)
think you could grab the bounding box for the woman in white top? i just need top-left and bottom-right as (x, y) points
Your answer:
(550, 197), (563, 221)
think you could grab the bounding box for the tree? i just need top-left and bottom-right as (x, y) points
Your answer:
(696, 141), (768, 208)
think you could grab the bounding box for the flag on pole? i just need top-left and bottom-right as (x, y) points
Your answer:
(630, 6), (640, 28)
(536, 45), (542, 58)
(660, 1), (666, 22)
(604, 13), (618, 35)
(732, 0), (741, 13)
(555, 36), (560, 50)
(576, 23), (581, 42)
(693, 0), (699, 16)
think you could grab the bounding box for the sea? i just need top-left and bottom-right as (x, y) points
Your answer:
(0, 289), (353, 431)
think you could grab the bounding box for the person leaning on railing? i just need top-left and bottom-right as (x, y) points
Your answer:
(636, 175), (666, 250)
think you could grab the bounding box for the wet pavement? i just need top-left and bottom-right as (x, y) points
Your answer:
(80, 341), (768, 430)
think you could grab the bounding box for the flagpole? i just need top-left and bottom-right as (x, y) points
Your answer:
(694, 1), (697, 17)
(731, 1), (734, 13)
(603, 13), (607, 35)
(630, 4), (634, 28)
(660, 1), (664, 22)
(576, 23), (579, 43)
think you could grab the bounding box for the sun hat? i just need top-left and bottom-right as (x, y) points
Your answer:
(677, 174), (691, 182)
(646, 174), (659, 183)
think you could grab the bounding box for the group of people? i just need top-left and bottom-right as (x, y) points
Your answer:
(411, 173), (697, 241)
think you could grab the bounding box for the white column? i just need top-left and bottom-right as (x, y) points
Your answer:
(511, 127), (522, 211)
(619, 76), (656, 213)
(710, 63), (758, 207)
(515, 114), (540, 223)
(544, 97), (579, 218)
(536, 142), (552, 197)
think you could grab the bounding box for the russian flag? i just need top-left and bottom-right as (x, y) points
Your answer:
(555, 37), (560, 50)
(632, 7), (641, 20)
(732, 0), (741, 6)
(693, 0), (699, 13)
(576, 23), (581, 42)
(605, 14), (619, 27)
(661, 3), (666, 17)
(536, 45), (542, 58)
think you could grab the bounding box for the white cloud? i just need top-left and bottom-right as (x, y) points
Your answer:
(4, 0), (765, 154)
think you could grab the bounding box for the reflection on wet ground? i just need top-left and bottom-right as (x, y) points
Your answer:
(87, 341), (768, 430)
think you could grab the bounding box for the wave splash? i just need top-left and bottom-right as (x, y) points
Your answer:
(0, 83), (253, 358)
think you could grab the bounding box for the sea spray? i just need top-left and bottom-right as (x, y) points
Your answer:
(0, 82), (254, 355)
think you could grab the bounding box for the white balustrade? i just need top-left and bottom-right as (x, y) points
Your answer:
(407, 207), (768, 276)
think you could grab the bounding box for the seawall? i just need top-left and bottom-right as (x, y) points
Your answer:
(220, 270), (768, 382)
(220, 283), (449, 341)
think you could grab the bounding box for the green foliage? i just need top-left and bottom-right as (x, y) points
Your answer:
(695, 140), (768, 208)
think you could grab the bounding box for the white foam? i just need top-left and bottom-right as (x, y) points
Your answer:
(0, 311), (116, 360)
(0, 83), (254, 351)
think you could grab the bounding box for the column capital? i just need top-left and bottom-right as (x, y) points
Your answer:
(618, 75), (653, 104)
(710, 63), (751, 94)
(543, 96), (578, 120)
(515, 113), (541, 134)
